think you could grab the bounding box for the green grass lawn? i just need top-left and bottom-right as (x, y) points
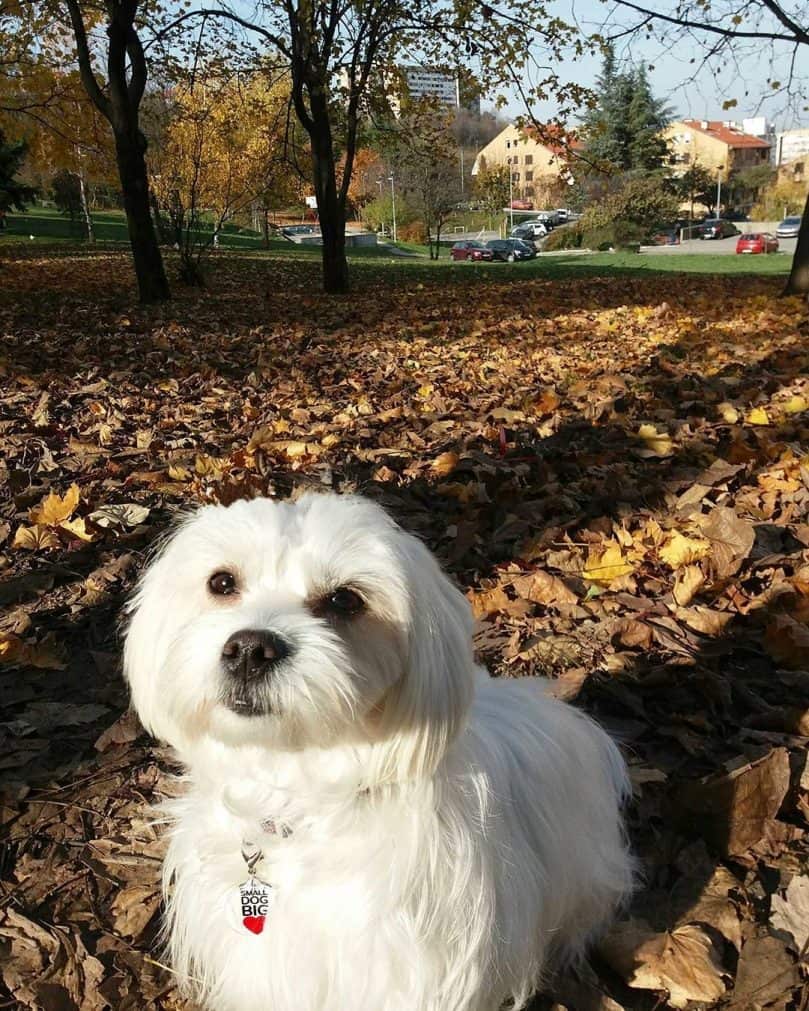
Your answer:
(2, 206), (266, 249)
(2, 208), (793, 285)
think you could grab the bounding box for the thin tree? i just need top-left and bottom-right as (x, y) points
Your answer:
(64, 0), (170, 302)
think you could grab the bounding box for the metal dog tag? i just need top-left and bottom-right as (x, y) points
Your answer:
(230, 877), (275, 936)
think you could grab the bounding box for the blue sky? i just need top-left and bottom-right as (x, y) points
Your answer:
(492, 0), (809, 130)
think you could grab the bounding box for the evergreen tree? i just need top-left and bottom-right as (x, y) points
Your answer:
(0, 130), (37, 214)
(581, 47), (671, 173)
(626, 65), (671, 171)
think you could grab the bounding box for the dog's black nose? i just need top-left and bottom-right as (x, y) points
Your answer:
(221, 629), (292, 680)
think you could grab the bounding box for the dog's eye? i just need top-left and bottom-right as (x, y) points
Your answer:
(324, 587), (365, 616)
(209, 571), (237, 596)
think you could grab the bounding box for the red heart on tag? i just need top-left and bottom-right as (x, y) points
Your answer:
(243, 916), (265, 935)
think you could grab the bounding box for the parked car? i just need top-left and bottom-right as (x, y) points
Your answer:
(776, 216), (802, 238)
(510, 221), (547, 241)
(508, 199), (533, 210)
(450, 240), (494, 262)
(736, 232), (779, 254)
(281, 224), (318, 238)
(486, 238), (536, 262)
(647, 227), (680, 246)
(700, 219), (741, 239)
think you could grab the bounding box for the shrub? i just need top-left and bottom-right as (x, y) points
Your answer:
(542, 222), (584, 250)
(398, 220), (427, 243)
(579, 173), (679, 252)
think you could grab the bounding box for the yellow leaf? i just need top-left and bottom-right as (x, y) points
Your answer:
(783, 395), (807, 415)
(746, 407), (770, 425)
(582, 544), (636, 585)
(637, 423), (673, 457)
(168, 463), (192, 481)
(659, 531), (712, 569)
(0, 633), (27, 664)
(13, 525), (61, 550)
(60, 517), (96, 542)
(29, 483), (80, 525)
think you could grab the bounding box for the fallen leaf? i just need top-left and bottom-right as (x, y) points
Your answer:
(600, 919), (726, 1008)
(659, 531), (712, 569)
(675, 748), (790, 856)
(583, 544), (636, 585)
(746, 406), (770, 425)
(699, 506), (755, 579)
(88, 503), (151, 529)
(12, 525), (60, 551)
(511, 570), (578, 606)
(770, 875), (809, 952)
(636, 423), (674, 457)
(28, 483), (80, 526)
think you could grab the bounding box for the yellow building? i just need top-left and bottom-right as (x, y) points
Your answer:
(664, 120), (771, 175)
(471, 124), (573, 202)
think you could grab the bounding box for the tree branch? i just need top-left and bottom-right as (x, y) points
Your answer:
(63, 0), (112, 121)
(609, 0), (806, 43)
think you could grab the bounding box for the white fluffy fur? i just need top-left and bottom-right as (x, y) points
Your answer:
(124, 493), (633, 1011)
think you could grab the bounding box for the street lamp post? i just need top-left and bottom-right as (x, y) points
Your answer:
(508, 160), (513, 233)
(376, 178), (385, 237)
(716, 164), (724, 218)
(389, 174), (397, 243)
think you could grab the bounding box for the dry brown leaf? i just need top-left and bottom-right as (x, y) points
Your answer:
(600, 919), (726, 1008)
(675, 748), (790, 856)
(511, 570), (578, 607)
(430, 451), (460, 476)
(12, 524), (60, 551)
(95, 709), (143, 752)
(728, 934), (799, 1010)
(468, 584), (510, 619)
(110, 884), (160, 939)
(698, 506), (755, 579)
(673, 564), (705, 607)
(674, 865), (743, 950)
(764, 614), (809, 670)
(676, 605), (734, 636)
(770, 875), (809, 952)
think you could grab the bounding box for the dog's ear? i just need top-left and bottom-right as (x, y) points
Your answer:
(122, 513), (199, 748)
(367, 530), (476, 785)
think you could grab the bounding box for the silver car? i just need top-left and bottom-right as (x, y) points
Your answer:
(776, 216), (802, 238)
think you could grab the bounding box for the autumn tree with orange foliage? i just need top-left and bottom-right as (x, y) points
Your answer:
(147, 68), (298, 283)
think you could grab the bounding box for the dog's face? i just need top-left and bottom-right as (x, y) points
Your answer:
(124, 494), (474, 778)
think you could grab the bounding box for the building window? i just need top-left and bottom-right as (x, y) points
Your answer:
(506, 140), (511, 148)
(512, 172), (520, 182)
(524, 155), (533, 165)
(525, 171), (533, 181)
(525, 186), (534, 196)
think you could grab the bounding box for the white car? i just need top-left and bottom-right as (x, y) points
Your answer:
(510, 220), (548, 241)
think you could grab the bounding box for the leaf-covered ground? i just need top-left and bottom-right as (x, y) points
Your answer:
(1, 248), (807, 1011)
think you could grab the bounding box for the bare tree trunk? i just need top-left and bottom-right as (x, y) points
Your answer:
(309, 109), (348, 294)
(77, 172), (94, 242)
(66, 0), (170, 303)
(114, 130), (171, 302)
(783, 191), (809, 297)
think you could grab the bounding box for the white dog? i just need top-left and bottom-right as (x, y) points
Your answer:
(124, 493), (633, 1011)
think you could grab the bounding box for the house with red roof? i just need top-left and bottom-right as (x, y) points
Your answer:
(664, 119), (771, 176)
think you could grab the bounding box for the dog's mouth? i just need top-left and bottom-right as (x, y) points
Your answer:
(221, 686), (272, 717)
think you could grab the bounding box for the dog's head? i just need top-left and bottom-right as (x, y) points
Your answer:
(124, 493), (474, 781)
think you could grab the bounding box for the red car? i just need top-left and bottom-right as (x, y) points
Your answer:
(509, 199), (533, 210)
(736, 232), (779, 254)
(450, 240), (494, 262)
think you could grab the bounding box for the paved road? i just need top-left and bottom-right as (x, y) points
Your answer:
(641, 235), (797, 256)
